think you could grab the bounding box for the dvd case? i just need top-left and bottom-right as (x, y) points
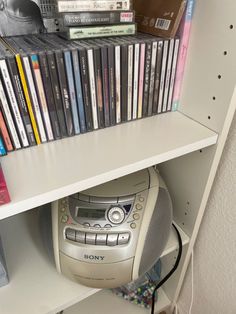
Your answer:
(58, 0), (132, 12)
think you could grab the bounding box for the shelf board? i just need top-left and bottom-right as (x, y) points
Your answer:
(64, 288), (170, 314)
(0, 112), (217, 220)
(0, 209), (188, 314)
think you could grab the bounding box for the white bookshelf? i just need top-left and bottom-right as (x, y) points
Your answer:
(0, 112), (217, 220)
(0, 208), (188, 314)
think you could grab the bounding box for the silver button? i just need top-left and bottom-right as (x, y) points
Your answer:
(104, 224), (112, 228)
(139, 197), (145, 202)
(96, 234), (107, 245)
(130, 223), (136, 229)
(107, 234), (118, 246)
(83, 223), (90, 227)
(75, 231), (86, 243)
(135, 204), (143, 210)
(108, 207), (125, 224)
(65, 228), (76, 241)
(118, 233), (130, 245)
(85, 233), (96, 245)
(93, 224), (101, 228)
(133, 213), (140, 220)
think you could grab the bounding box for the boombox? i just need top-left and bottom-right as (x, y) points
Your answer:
(51, 167), (172, 288)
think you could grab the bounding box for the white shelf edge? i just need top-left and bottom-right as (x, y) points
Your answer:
(0, 112), (218, 220)
(64, 288), (170, 314)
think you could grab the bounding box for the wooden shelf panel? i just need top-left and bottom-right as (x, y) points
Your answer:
(64, 289), (170, 314)
(0, 209), (188, 314)
(0, 112), (217, 220)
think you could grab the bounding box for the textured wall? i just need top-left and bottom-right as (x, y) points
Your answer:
(177, 111), (236, 314)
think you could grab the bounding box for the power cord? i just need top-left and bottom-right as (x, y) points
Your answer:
(151, 223), (183, 314)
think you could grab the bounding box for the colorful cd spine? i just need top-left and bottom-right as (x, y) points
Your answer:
(0, 164), (10, 205)
(0, 135), (7, 156)
(0, 110), (13, 152)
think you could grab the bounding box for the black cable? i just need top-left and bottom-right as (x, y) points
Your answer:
(151, 223), (183, 314)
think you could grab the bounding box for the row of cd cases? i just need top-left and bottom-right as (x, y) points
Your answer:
(0, 33), (179, 153)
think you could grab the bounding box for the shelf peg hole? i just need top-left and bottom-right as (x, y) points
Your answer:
(229, 24), (234, 29)
(212, 96), (216, 100)
(218, 75), (222, 79)
(187, 201), (190, 205)
(223, 51), (228, 56)
(208, 116), (211, 120)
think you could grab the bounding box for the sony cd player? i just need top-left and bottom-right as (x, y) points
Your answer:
(51, 167), (172, 288)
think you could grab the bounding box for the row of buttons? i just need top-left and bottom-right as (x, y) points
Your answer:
(65, 228), (130, 246)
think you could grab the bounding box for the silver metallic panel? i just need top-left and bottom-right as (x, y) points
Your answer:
(85, 233), (96, 245)
(118, 233), (130, 245)
(75, 231), (86, 244)
(107, 234), (118, 246)
(65, 228), (76, 241)
(96, 234), (107, 245)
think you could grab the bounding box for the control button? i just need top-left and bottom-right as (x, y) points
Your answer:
(135, 204), (143, 210)
(107, 234), (118, 246)
(78, 194), (90, 202)
(65, 228), (76, 241)
(85, 233), (96, 245)
(75, 231), (86, 243)
(139, 197), (145, 202)
(90, 196), (118, 204)
(61, 215), (69, 223)
(104, 224), (112, 228)
(133, 213), (140, 220)
(118, 233), (130, 245)
(130, 223), (136, 229)
(93, 224), (101, 228)
(123, 204), (132, 213)
(107, 207), (125, 224)
(83, 223), (90, 227)
(96, 234), (107, 245)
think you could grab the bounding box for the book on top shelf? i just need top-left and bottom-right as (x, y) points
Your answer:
(0, 163), (10, 206)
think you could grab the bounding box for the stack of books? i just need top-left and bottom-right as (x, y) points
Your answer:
(57, 0), (136, 39)
(0, 32), (179, 151)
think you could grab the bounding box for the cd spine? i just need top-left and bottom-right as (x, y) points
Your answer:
(157, 40), (169, 114)
(100, 46), (110, 127)
(0, 135), (7, 156)
(147, 41), (158, 116)
(0, 110), (13, 152)
(55, 50), (74, 136)
(0, 59), (29, 147)
(38, 52), (61, 140)
(30, 54), (54, 141)
(64, 50), (80, 135)
(132, 42), (140, 120)
(58, 0), (131, 12)
(142, 42), (152, 117)
(71, 49), (87, 133)
(152, 41), (164, 114)
(6, 56), (36, 146)
(0, 78), (21, 149)
(121, 44), (128, 122)
(93, 46), (104, 129)
(107, 45), (116, 126)
(62, 11), (134, 26)
(87, 48), (99, 130)
(115, 44), (121, 124)
(137, 42), (146, 119)
(47, 52), (68, 138)
(127, 44), (133, 121)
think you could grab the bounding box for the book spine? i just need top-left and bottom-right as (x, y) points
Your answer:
(152, 41), (164, 114)
(0, 60), (29, 147)
(107, 45), (116, 126)
(87, 49), (99, 130)
(22, 56), (47, 143)
(30, 54), (54, 141)
(0, 164), (10, 205)
(115, 45), (121, 124)
(93, 47), (104, 129)
(0, 135), (7, 156)
(55, 50), (74, 137)
(147, 41), (158, 116)
(71, 49), (87, 133)
(58, 0), (131, 12)
(167, 39), (180, 111)
(137, 43), (146, 119)
(0, 79), (21, 149)
(78, 48), (93, 131)
(142, 42), (152, 117)
(127, 44), (133, 121)
(15, 54), (41, 145)
(63, 11), (134, 26)
(172, 0), (195, 111)
(162, 39), (175, 112)
(0, 110), (13, 152)
(121, 44), (128, 122)
(47, 52), (68, 138)
(100, 46), (110, 127)
(157, 40), (169, 114)
(6, 56), (36, 146)
(38, 52), (61, 140)
(132, 43), (140, 120)
(64, 50), (80, 135)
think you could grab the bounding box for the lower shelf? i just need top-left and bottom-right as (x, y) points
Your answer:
(0, 208), (188, 314)
(64, 289), (170, 314)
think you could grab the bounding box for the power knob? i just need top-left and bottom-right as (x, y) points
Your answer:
(107, 206), (125, 225)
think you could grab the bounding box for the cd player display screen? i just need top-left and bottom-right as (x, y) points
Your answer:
(77, 208), (106, 219)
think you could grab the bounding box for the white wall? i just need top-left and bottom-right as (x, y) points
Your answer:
(177, 112), (236, 314)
